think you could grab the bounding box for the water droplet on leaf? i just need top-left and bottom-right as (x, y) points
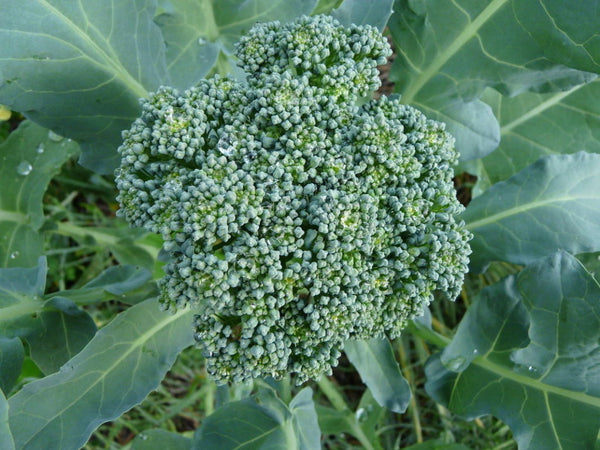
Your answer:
(139, 434), (148, 441)
(472, 349), (479, 355)
(36, 143), (45, 154)
(10, 251), (19, 259)
(16, 161), (32, 176)
(446, 356), (466, 371)
(48, 130), (64, 141)
(198, 37), (206, 45)
(356, 408), (367, 422)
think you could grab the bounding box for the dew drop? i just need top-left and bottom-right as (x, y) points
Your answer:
(472, 349), (479, 355)
(446, 356), (466, 371)
(10, 251), (19, 259)
(198, 37), (207, 45)
(527, 365), (537, 373)
(48, 130), (64, 142)
(16, 161), (32, 176)
(36, 143), (45, 154)
(356, 408), (366, 422)
(217, 135), (234, 156)
(139, 434), (148, 441)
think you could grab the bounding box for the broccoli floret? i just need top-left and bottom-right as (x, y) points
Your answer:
(116, 15), (471, 384)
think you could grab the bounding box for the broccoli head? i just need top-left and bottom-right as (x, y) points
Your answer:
(116, 15), (472, 384)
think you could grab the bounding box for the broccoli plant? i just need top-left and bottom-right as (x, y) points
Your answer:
(0, 1), (599, 450)
(115, 15), (471, 384)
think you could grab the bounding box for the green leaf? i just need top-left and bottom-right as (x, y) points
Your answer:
(193, 387), (320, 450)
(426, 251), (600, 450)
(404, 441), (471, 450)
(513, 0), (600, 74)
(53, 265), (157, 306)
(355, 389), (387, 444)
(8, 298), (194, 450)
(153, 0), (222, 90)
(315, 405), (352, 436)
(0, 258), (47, 337)
(478, 78), (600, 185)
(0, 390), (15, 450)
(0, 337), (24, 394)
(0, 0), (169, 173)
(331, 0), (394, 30)
(23, 297), (97, 375)
(0, 258), (97, 374)
(131, 429), (192, 450)
(388, 0), (594, 160)
(289, 388), (321, 450)
(414, 97), (500, 161)
(462, 152), (600, 272)
(344, 338), (410, 413)
(311, 0), (343, 15)
(0, 121), (78, 267)
(155, 0), (318, 90)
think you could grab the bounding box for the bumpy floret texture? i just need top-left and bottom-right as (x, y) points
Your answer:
(116, 15), (471, 384)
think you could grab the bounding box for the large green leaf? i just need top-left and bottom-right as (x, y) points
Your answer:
(388, 0), (594, 160)
(331, 0), (394, 30)
(51, 264), (157, 306)
(0, 390), (15, 450)
(0, 259), (47, 337)
(426, 251), (600, 450)
(155, 0), (318, 90)
(0, 0), (169, 173)
(24, 297), (97, 374)
(193, 387), (320, 450)
(0, 121), (78, 268)
(476, 78), (600, 185)
(0, 258), (97, 376)
(514, 0), (600, 74)
(344, 338), (410, 413)
(462, 152), (600, 272)
(0, 337), (24, 394)
(8, 298), (194, 450)
(131, 429), (192, 450)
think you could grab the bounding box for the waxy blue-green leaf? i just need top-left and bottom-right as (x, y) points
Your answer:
(0, 259), (96, 375)
(477, 78), (600, 185)
(344, 338), (410, 413)
(131, 429), (192, 450)
(311, 0), (343, 15)
(426, 251), (600, 450)
(193, 387), (320, 450)
(155, 0), (318, 90)
(514, 0), (600, 75)
(0, 390), (15, 450)
(388, 0), (594, 161)
(462, 152), (600, 272)
(51, 265), (157, 306)
(24, 297), (97, 374)
(8, 298), (194, 450)
(331, 0), (394, 30)
(0, 337), (24, 394)
(0, 259), (47, 337)
(0, 121), (78, 268)
(0, 0), (170, 173)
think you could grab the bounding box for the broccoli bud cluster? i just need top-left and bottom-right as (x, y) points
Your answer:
(116, 15), (471, 384)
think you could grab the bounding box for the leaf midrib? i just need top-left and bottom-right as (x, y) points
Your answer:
(474, 356), (600, 409)
(36, 0), (148, 99)
(465, 193), (600, 231)
(11, 304), (192, 447)
(401, 0), (509, 104)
